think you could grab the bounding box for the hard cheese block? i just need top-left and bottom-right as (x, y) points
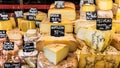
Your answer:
(44, 44), (69, 65)
(111, 34), (120, 51)
(85, 29), (114, 52)
(36, 34), (78, 52)
(97, 10), (113, 18)
(48, 8), (76, 21)
(96, 0), (113, 10)
(40, 19), (74, 33)
(19, 20), (36, 32)
(50, 2), (75, 9)
(0, 20), (12, 31)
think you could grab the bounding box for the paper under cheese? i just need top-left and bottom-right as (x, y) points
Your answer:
(48, 8), (76, 20)
(50, 2), (75, 9)
(44, 44), (69, 65)
(40, 19), (74, 33)
(36, 34), (78, 52)
(97, 0), (113, 10)
(97, 10), (113, 18)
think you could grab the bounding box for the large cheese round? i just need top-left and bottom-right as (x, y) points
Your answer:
(50, 2), (75, 9)
(97, 0), (113, 10)
(81, 4), (96, 12)
(97, 10), (113, 18)
(85, 28), (114, 52)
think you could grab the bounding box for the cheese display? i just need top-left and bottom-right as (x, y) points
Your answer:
(111, 34), (120, 51)
(37, 52), (78, 68)
(40, 19), (74, 33)
(44, 44), (69, 65)
(97, 10), (113, 18)
(36, 34), (78, 52)
(96, 0), (113, 10)
(50, 2), (75, 9)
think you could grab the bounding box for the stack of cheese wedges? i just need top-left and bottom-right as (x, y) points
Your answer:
(48, 2), (76, 21)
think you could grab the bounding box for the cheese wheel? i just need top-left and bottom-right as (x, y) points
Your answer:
(97, 0), (113, 10)
(0, 20), (12, 31)
(97, 10), (113, 18)
(81, 4), (96, 12)
(48, 8), (76, 20)
(50, 2), (75, 9)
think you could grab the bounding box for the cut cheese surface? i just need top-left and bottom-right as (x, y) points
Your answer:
(36, 34), (78, 52)
(40, 19), (74, 33)
(26, 29), (37, 37)
(97, 0), (113, 10)
(85, 29), (113, 52)
(97, 10), (113, 18)
(44, 44), (69, 65)
(50, 2), (75, 9)
(48, 8), (76, 20)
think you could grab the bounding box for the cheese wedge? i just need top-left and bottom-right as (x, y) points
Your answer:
(50, 2), (75, 9)
(44, 44), (69, 65)
(19, 20), (36, 32)
(97, 0), (113, 10)
(36, 34), (78, 52)
(40, 19), (74, 33)
(48, 8), (76, 20)
(85, 29), (113, 52)
(97, 10), (113, 18)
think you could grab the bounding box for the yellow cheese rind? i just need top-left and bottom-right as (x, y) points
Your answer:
(48, 8), (76, 20)
(36, 34), (78, 52)
(115, 8), (120, 20)
(50, 2), (75, 9)
(0, 20), (12, 31)
(40, 19), (74, 33)
(97, 0), (113, 10)
(10, 17), (16, 28)
(44, 44), (69, 65)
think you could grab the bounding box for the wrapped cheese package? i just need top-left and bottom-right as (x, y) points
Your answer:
(36, 34), (79, 52)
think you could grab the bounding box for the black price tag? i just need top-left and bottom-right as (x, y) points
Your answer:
(3, 42), (14, 51)
(26, 14), (36, 21)
(50, 14), (61, 22)
(4, 62), (21, 68)
(23, 42), (34, 52)
(0, 13), (9, 20)
(0, 30), (6, 38)
(51, 25), (64, 37)
(29, 8), (38, 14)
(97, 18), (112, 30)
(14, 11), (23, 18)
(86, 12), (97, 20)
(36, 20), (41, 28)
(55, 1), (65, 9)
(84, 0), (94, 4)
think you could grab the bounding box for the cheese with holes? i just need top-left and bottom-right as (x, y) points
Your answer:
(44, 44), (69, 65)
(80, 4), (96, 20)
(97, 0), (113, 10)
(40, 19), (74, 33)
(19, 20), (36, 32)
(116, 7), (120, 20)
(50, 2), (75, 9)
(36, 34), (78, 52)
(0, 20), (12, 31)
(97, 10), (113, 18)
(85, 29), (114, 52)
(48, 8), (76, 20)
